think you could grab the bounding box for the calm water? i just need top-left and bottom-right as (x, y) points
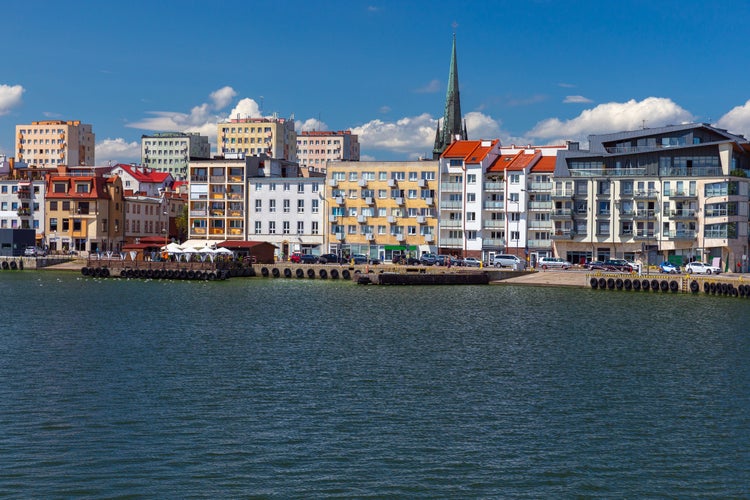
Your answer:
(0, 271), (748, 498)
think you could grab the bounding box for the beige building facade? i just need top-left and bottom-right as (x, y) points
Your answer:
(16, 120), (95, 168)
(218, 115), (297, 161)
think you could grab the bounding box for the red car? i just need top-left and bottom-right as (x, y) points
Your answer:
(289, 253), (302, 263)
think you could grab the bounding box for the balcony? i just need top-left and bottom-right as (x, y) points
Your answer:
(328, 179), (338, 187)
(418, 179), (427, 187)
(395, 234), (405, 241)
(527, 239), (553, 249)
(190, 210), (207, 217)
(364, 197), (374, 205)
(482, 238), (505, 247)
(329, 215), (339, 223)
(17, 208), (32, 216)
(394, 197), (404, 205)
(190, 175), (208, 183)
(633, 231), (656, 240)
(334, 196), (344, 205)
(441, 237), (463, 247)
(358, 179), (368, 187)
(424, 197), (434, 206)
(387, 216), (396, 224)
(551, 189), (574, 199)
(664, 230), (696, 240)
(634, 190), (659, 199)
(440, 219), (462, 228)
(669, 208), (697, 219)
(527, 181), (552, 192)
(365, 233), (374, 240)
(483, 219), (505, 229)
(440, 182), (462, 192)
(229, 228), (243, 235)
(528, 201), (552, 211)
(483, 200), (504, 210)
(210, 175), (226, 183)
(550, 208), (573, 219)
(192, 227), (207, 234)
(618, 210), (635, 220)
(335, 232), (345, 240)
(416, 215), (426, 224)
(551, 230), (575, 240)
(387, 179), (398, 187)
(424, 234), (434, 242)
(483, 181), (504, 192)
(357, 215), (367, 224)
(528, 220), (552, 230)
(668, 190), (697, 200)
(210, 210), (224, 217)
(633, 210), (656, 220)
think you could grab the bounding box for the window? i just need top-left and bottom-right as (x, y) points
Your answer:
(311, 221), (319, 234)
(268, 221), (276, 234)
(379, 172), (387, 181)
(269, 200), (276, 212)
(510, 174), (520, 184)
(333, 171), (346, 181)
(467, 212), (476, 221)
(297, 184), (305, 193)
(312, 199), (319, 213)
(349, 172), (358, 181)
(297, 200), (304, 213)
(467, 193), (476, 202)
(407, 190), (417, 199)
(49, 218), (58, 231)
(409, 171), (418, 181)
(467, 174), (476, 184)
(283, 221), (290, 234)
(255, 221), (261, 234)
(283, 199), (290, 213)
(297, 221), (304, 234)
(255, 199), (262, 212)
(54, 182), (66, 193)
(283, 183), (290, 191)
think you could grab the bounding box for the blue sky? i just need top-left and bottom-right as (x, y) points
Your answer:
(3, 0), (750, 164)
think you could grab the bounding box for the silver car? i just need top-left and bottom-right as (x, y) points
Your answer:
(684, 261), (721, 275)
(538, 257), (572, 270)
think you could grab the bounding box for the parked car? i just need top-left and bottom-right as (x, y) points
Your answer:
(289, 252), (302, 263)
(420, 253), (437, 265)
(318, 253), (343, 264)
(659, 261), (680, 274)
(627, 261), (642, 274)
(600, 259), (633, 272)
(351, 253), (379, 265)
(462, 257), (481, 267)
(492, 254), (525, 270)
(436, 254), (459, 266)
(583, 260), (603, 269)
(684, 261), (721, 275)
(23, 246), (46, 257)
(538, 256), (572, 270)
(299, 254), (319, 264)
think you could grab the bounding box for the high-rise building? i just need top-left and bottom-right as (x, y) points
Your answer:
(433, 35), (467, 159)
(218, 115), (297, 161)
(16, 120), (95, 168)
(297, 130), (360, 173)
(141, 132), (210, 179)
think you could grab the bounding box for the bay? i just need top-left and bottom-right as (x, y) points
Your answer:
(0, 271), (748, 498)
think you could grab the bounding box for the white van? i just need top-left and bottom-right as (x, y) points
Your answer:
(492, 254), (525, 270)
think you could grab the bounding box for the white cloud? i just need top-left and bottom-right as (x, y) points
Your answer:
(297, 118), (328, 132)
(228, 98), (262, 119)
(96, 138), (141, 164)
(464, 111), (502, 140)
(0, 84), (24, 115)
(563, 95), (593, 104)
(351, 113), (436, 155)
(210, 86), (237, 110)
(415, 79), (442, 94)
(526, 97), (694, 143)
(716, 100), (750, 138)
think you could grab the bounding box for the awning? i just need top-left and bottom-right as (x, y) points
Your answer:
(384, 245), (417, 251)
(181, 238), (217, 249)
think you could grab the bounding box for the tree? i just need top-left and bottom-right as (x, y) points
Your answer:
(176, 204), (189, 241)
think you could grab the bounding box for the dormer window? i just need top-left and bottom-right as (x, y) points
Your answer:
(75, 183), (90, 193)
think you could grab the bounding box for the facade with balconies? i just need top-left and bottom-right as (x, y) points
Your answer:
(218, 115), (297, 162)
(325, 160), (438, 262)
(551, 123), (750, 270)
(297, 130), (360, 174)
(0, 156), (47, 243)
(16, 120), (94, 168)
(141, 132), (209, 179)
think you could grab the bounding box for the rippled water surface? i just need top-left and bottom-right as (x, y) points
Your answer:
(1, 271), (748, 497)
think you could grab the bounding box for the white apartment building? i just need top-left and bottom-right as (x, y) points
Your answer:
(110, 163), (174, 197)
(16, 120), (95, 168)
(0, 157), (46, 241)
(248, 177), (324, 259)
(141, 132), (210, 179)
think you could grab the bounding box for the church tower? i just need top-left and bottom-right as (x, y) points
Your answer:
(432, 34), (468, 159)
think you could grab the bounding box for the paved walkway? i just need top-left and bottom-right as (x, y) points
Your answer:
(496, 270), (589, 287)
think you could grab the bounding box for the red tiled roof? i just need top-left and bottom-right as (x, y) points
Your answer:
(531, 155), (556, 173)
(442, 140), (499, 162)
(115, 163), (171, 183)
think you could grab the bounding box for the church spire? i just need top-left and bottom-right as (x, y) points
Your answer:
(433, 33), (467, 159)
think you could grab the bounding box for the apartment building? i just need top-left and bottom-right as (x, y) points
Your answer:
(248, 177), (324, 259)
(45, 166), (124, 253)
(141, 132), (210, 179)
(218, 115), (297, 161)
(0, 156), (47, 243)
(297, 130), (360, 173)
(325, 160), (439, 262)
(110, 163), (174, 197)
(437, 140), (501, 259)
(551, 123), (750, 270)
(16, 120), (95, 168)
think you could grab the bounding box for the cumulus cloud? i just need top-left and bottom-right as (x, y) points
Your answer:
(716, 100), (750, 137)
(96, 138), (141, 164)
(0, 84), (24, 115)
(563, 95), (593, 104)
(297, 118), (328, 132)
(464, 111), (502, 140)
(228, 98), (262, 120)
(351, 113), (436, 155)
(526, 97), (694, 143)
(210, 86), (237, 109)
(415, 79), (442, 94)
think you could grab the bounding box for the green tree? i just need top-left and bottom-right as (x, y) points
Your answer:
(176, 204), (189, 241)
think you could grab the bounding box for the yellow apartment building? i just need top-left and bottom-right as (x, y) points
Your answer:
(16, 120), (95, 168)
(325, 160), (439, 262)
(218, 115), (297, 161)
